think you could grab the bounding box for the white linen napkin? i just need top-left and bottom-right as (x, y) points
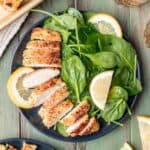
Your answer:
(0, 12), (28, 57)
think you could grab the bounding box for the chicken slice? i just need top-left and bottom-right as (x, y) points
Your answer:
(33, 77), (62, 94)
(21, 142), (37, 150)
(29, 81), (68, 107)
(23, 49), (61, 68)
(39, 99), (73, 128)
(66, 114), (89, 137)
(60, 100), (90, 126)
(79, 117), (100, 136)
(26, 41), (60, 50)
(23, 49), (60, 58)
(31, 28), (61, 42)
(23, 68), (60, 88)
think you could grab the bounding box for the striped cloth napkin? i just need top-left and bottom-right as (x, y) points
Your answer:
(0, 13), (28, 58)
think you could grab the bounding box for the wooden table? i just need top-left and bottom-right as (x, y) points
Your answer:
(0, 0), (150, 149)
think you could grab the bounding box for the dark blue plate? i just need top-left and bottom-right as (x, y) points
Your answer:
(10, 16), (142, 142)
(0, 138), (55, 149)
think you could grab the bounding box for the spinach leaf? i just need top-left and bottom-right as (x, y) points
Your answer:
(78, 23), (100, 53)
(44, 18), (71, 42)
(112, 67), (130, 86)
(58, 13), (76, 30)
(101, 99), (127, 122)
(99, 34), (142, 95)
(75, 51), (118, 69)
(99, 34), (135, 70)
(68, 7), (85, 25)
(101, 86), (128, 122)
(61, 56), (86, 102)
(125, 79), (142, 96)
(108, 86), (128, 101)
(61, 44), (74, 59)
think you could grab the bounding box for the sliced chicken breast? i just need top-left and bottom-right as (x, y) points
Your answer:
(31, 28), (61, 42)
(39, 99), (73, 128)
(60, 100), (90, 126)
(23, 49), (61, 68)
(26, 41), (60, 50)
(21, 142), (37, 150)
(29, 81), (68, 107)
(23, 68), (60, 88)
(79, 117), (100, 136)
(33, 77), (62, 94)
(66, 114), (89, 137)
(23, 49), (60, 58)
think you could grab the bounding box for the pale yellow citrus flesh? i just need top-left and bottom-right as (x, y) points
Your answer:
(120, 142), (133, 150)
(137, 115), (150, 150)
(89, 13), (122, 37)
(90, 71), (113, 110)
(7, 67), (35, 109)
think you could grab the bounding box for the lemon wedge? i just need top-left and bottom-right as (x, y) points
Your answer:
(90, 71), (113, 110)
(120, 142), (133, 150)
(89, 13), (122, 37)
(137, 115), (150, 149)
(7, 67), (36, 109)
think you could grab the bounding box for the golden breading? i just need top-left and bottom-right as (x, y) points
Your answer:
(31, 28), (61, 42)
(26, 40), (60, 50)
(23, 49), (61, 68)
(41, 85), (69, 109)
(66, 114), (89, 137)
(60, 100), (90, 126)
(39, 99), (73, 128)
(23, 49), (60, 58)
(29, 81), (68, 107)
(33, 77), (62, 94)
(21, 142), (37, 150)
(37, 83), (69, 117)
(1, 0), (24, 11)
(79, 117), (100, 136)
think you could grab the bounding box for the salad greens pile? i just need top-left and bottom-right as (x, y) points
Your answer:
(34, 8), (142, 125)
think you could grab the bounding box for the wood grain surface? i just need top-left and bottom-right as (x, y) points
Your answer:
(0, 0), (150, 150)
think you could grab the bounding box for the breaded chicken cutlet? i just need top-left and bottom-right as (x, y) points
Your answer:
(26, 41), (60, 50)
(66, 114), (89, 137)
(29, 81), (68, 107)
(39, 99), (73, 128)
(30, 28), (61, 42)
(60, 100), (90, 126)
(23, 28), (61, 68)
(79, 117), (100, 136)
(21, 142), (37, 150)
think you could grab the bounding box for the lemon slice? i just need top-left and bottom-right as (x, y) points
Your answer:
(120, 142), (133, 150)
(89, 13), (122, 37)
(7, 67), (35, 109)
(137, 115), (150, 149)
(90, 71), (113, 110)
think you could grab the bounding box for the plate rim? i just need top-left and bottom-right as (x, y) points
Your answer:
(8, 15), (142, 142)
(0, 137), (55, 149)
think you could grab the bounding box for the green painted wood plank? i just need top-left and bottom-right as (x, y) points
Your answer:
(19, 1), (75, 150)
(129, 3), (150, 150)
(77, 0), (131, 150)
(0, 35), (20, 139)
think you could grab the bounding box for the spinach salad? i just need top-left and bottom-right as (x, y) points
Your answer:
(33, 8), (142, 135)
